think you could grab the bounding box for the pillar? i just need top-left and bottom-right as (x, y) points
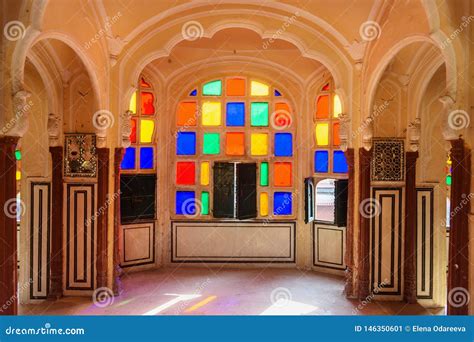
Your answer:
(344, 148), (355, 297)
(113, 147), (124, 295)
(358, 148), (371, 299)
(96, 148), (110, 289)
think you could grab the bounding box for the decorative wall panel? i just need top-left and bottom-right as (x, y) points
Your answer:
(313, 224), (345, 270)
(371, 139), (405, 182)
(172, 221), (295, 263)
(416, 188), (434, 299)
(120, 222), (155, 268)
(29, 182), (51, 299)
(64, 134), (97, 177)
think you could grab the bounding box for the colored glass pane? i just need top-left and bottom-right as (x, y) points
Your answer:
(274, 162), (292, 187)
(140, 119), (154, 143)
(260, 162), (269, 186)
(176, 161), (195, 185)
(314, 151), (328, 173)
(201, 192), (210, 215)
(203, 80), (222, 96)
(274, 133), (293, 157)
(141, 92), (155, 115)
(250, 81), (269, 96)
(446, 175), (452, 185)
(250, 102), (269, 126)
(260, 193), (269, 216)
(177, 101), (197, 126)
(274, 89), (281, 96)
(140, 78), (151, 88)
(121, 147), (136, 170)
(203, 133), (220, 154)
(176, 191), (195, 215)
(225, 132), (245, 156)
(130, 119), (137, 143)
(275, 102), (290, 114)
(333, 94), (342, 118)
(322, 83), (330, 91)
(140, 147), (154, 169)
(315, 123), (329, 146)
(200, 162), (210, 185)
(226, 78), (246, 96)
(202, 102), (221, 126)
(15, 150), (21, 161)
(226, 102), (245, 126)
(189, 89), (197, 96)
(129, 92), (137, 114)
(251, 133), (268, 156)
(16, 171), (21, 181)
(176, 132), (196, 155)
(333, 150), (348, 173)
(316, 95), (329, 119)
(273, 192), (292, 215)
(333, 122), (340, 146)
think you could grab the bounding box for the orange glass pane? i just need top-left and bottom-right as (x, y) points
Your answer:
(141, 92), (155, 115)
(274, 162), (292, 187)
(130, 118), (137, 143)
(316, 95), (329, 119)
(177, 101), (197, 126)
(226, 78), (246, 96)
(333, 122), (340, 145)
(225, 132), (245, 155)
(140, 77), (151, 88)
(275, 102), (290, 113)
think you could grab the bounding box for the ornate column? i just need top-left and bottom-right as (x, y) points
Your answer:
(47, 113), (63, 299)
(357, 117), (373, 299)
(339, 113), (355, 297)
(0, 90), (30, 315)
(404, 118), (420, 303)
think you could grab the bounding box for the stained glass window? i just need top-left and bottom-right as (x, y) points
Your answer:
(175, 77), (295, 219)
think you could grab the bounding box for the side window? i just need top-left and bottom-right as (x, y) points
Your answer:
(120, 174), (156, 223)
(315, 178), (348, 226)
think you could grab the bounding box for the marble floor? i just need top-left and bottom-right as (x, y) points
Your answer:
(19, 267), (445, 315)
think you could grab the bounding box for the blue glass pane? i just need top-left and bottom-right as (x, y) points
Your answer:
(140, 147), (154, 169)
(333, 150), (348, 173)
(274, 89), (281, 96)
(176, 132), (196, 155)
(273, 192), (292, 215)
(189, 89), (197, 96)
(274, 133), (293, 156)
(314, 151), (328, 173)
(121, 147), (136, 170)
(176, 191), (195, 215)
(226, 102), (245, 126)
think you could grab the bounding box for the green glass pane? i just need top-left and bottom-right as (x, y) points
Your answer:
(15, 150), (21, 161)
(201, 192), (209, 215)
(203, 133), (220, 154)
(251, 102), (269, 126)
(260, 162), (269, 186)
(446, 175), (452, 186)
(203, 80), (222, 96)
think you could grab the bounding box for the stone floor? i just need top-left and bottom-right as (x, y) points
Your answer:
(19, 267), (445, 315)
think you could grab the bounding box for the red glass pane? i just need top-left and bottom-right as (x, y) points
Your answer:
(322, 83), (330, 91)
(176, 162), (195, 185)
(333, 122), (340, 146)
(141, 92), (155, 115)
(130, 118), (137, 143)
(140, 77), (151, 88)
(316, 95), (329, 119)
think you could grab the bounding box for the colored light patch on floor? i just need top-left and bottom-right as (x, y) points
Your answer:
(184, 296), (217, 313)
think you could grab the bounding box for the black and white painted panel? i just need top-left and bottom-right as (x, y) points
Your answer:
(120, 222), (155, 268)
(313, 224), (346, 270)
(371, 188), (403, 297)
(29, 182), (51, 299)
(172, 221), (295, 263)
(416, 188), (434, 299)
(64, 184), (96, 292)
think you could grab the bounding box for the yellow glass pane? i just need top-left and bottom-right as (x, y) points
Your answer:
(315, 123), (329, 146)
(129, 91), (137, 114)
(200, 162), (210, 186)
(140, 119), (154, 143)
(251, 133), (268, 155)
(333, 94), (342, 118)
(260, 192), (269, 216)
(16, 171), (21, 180)
(250, 81), (269, 96)
(202, 101), (221, 126)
